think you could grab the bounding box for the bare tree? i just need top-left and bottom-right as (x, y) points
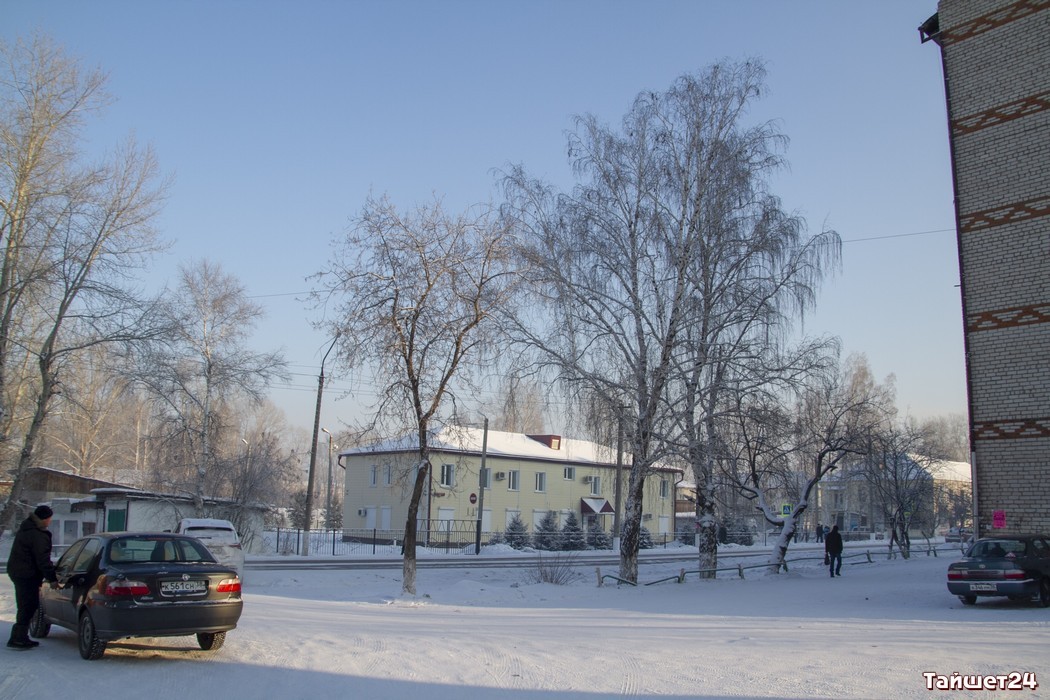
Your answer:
(501, 61), (838, 583)
(314, 196), (518, 594)
(215, 401), (301, 549)
(0, 36), (169, 533)
(647, 62), (841, 578)
(862, 419), (938, 558)
(135, 260), (287, 515)
(490, 376), (546, 434)
(36, 344), (145, 478)
(919, 412), (969, 463)
(1, 35), (109, 443)
(502, 85), (703, 582)
(729, 354), (890, 573)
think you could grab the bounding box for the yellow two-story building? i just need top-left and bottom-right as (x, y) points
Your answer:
(339, 426), (682, 544)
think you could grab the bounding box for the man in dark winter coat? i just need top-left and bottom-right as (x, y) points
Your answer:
(825, 524), (843, 577)
(6, 505), (58, 649)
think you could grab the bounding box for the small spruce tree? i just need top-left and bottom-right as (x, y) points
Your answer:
(505, 513), (530, 550)
(586, 518), (611, 550)
(624, 522), (655, 549)
(532, 510), (561, 551)
(560, 511), (587, 551)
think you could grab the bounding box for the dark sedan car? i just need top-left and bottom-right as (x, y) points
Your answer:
(946, 534), (1050, 607)
(31, 532), (243, 659)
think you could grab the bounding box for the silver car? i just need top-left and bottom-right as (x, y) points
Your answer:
(175, 518), (245, 577)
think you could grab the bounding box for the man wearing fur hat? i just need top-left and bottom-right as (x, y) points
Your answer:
(6, 505), (59, 650)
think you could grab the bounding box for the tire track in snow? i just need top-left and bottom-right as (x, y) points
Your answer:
(478, 639), (529, 690)
(617, 650), (643, 696)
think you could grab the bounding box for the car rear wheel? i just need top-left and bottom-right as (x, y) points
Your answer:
(1039, 578), (1050, 608)
(29, 604), (50, 638)
(960, 595), (977, 605)
(196, 631), (226, 651)
(78, 611), (107, 660)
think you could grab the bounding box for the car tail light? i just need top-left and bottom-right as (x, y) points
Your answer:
(216, 578), (241, 593)
(1004, 570), (1026, 580)
(947, 570), (965, 580)
(102, 577), (151, 596)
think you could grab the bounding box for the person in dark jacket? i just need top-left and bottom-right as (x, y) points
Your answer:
(6, 504), (58, 650)
(825, 524), (843, 577)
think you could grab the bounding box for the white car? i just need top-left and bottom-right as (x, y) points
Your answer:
(175, 518), (245, 577)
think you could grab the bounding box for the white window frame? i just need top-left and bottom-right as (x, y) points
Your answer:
(384, 464), (393, 486)
(480, 467), (491, 489)
(660, 478), (670, 499)
(440, 463), (456, 488)
(370, 465), (378, 488)
(563, 466), (575, 481)
(535, 471), (547, 493)
(508, 469), (520, 491)
(589, 475), (601, 497)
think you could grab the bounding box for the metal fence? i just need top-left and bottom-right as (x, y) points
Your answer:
(268, 521), (680, 556)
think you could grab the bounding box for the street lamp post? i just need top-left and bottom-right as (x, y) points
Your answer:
(322, 428), (334, 530)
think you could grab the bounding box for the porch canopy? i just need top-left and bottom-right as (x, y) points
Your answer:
(580, 497), (614, 514)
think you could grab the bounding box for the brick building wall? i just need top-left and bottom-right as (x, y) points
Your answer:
(923, 0), (1050, 534)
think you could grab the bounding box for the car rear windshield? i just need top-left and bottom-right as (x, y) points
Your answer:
(107, 537), (216, 564)
(183, 527), (238, 542)
(968, 539), (1027, 558)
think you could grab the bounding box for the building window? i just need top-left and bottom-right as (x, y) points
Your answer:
(440, 463), (455, 488)
(384, 464), (393, 486)
(480, 467), (491, 489)
(590, 475), (601, 497)
(660, 479), (670, 499)
(370, 465), (378, 488)
(535, 472), (546, 492)
(508, 469), (520, 491)
(563, 466), (575, 480)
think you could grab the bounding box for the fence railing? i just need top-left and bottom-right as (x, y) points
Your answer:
(268, 523), (681, 556)
(598, 542), (960, 587)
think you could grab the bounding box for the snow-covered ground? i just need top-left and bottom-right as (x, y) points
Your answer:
(3, 542), (1048, 699)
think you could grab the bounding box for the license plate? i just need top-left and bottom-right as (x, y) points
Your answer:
(161, 580), (206, 594)
(969, 583), (996, 592)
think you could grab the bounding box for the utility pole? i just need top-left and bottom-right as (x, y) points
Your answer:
(474, 418), (489, 555)
(613, 407), (624, 551)
(322, 427), (334, 529)
(304, 333), (339, 555)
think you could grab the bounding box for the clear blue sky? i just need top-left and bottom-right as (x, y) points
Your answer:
(4, 0), (963, 434)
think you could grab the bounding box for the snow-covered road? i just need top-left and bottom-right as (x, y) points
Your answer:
(3, 548), (1047, 699)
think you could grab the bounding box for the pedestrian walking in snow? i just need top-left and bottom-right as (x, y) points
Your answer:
(6, 505), (58, 650)
(825, 524), (843, 577)
(815, 523), (824, 543)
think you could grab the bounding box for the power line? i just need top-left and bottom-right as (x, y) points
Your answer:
(840, 227), (954, 244)
(246, 290), (314, 299)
